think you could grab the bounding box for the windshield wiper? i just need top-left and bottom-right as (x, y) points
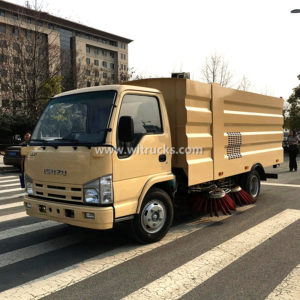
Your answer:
(30, 139), (58, 149)
(53, 138), (80, 142)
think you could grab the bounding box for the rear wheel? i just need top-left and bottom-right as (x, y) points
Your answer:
(131, 188), (174, 243)
(242, 170), (261, 200)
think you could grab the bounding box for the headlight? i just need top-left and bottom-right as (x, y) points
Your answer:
(25, 174), (34, 195)
(85, 188), (99, 204)
(84, 175), (113, 205)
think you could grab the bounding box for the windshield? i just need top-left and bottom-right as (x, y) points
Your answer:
(31, 90), (117, 146)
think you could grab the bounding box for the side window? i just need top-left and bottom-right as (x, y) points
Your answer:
(117, 94), (163, 149)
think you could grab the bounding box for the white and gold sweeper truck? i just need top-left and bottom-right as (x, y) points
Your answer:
(21, 78), (283, 243)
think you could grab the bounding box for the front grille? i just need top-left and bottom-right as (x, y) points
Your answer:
(34, 182), (83, 202)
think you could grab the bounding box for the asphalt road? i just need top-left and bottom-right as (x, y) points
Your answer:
(0, 154), (299, 300)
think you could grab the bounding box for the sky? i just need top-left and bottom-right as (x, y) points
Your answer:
(5, 0), (300, 99)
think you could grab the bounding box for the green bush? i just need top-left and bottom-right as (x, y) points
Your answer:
(0, 111), (36, 142)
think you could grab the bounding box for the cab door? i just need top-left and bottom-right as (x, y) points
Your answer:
(112, 92), (172, 218)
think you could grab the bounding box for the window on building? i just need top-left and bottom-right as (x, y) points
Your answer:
(0, 54), (7, 63)
(95, 82), (99, 86)
(117, 95), (163, 150)
(86, 58), (90, 65)
(86, 70), (91, 76)
(120, 64), (123, 70)
(38, 47), (45, 57)
(94, 59), (99, 66)
(94, 48), (99, 55)
(27, 72), (33, 80)
(101, 38), (107, 44)
(1, 99), (9, 108)
(120, 42), (126, 49)
(86, 34), (91, 40)
(110, 40), (117, 47)
(26, 31), (32, 39)
(26, 17), (31, 24)
(110, 51), (114, 58)
(0, 69), (7, 77)
(48, 23), (55, 30)
(13, 42), (20, 51)
(1, 84), (8, 91)
(0, 10), (5, 17)
(13, 101), (22, 108)
(37, 20), (43, 27)
(13, 13), (18, 20)
(13, 57), (20, 65)
(123, 65), (127, 71)
(14, 71), (21, 79)
(0, 24), (6, 33)
(95, 70), (99, 77)
(86, 46), (90, 53)
(12, 27), (19, 36)
(0, 40), (7, 47)
(111, 74), (115, 81)
(103, 72), (107, 79)
(102, 61), (107, 68)
(102, 50), (107, 56)
(110, 63), (114, 69)
(87, 81), (91, 87)
(26, 45), (33, 53)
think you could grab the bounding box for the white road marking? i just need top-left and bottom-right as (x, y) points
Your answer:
(122, 209), (300, 300)
(0, 188), (23, 194)
(0, 211), (27, 223)
(262, 182), (300, 188)
(0, 220), (60, 241)
(266, 264), (300, 300)
(0, 179), (20, 184)
(0, 176), (19, 180)
(0, 193), (26, 201)
(0, 206), (256, 300)
(0, 202), (23, 210)
(0, 183), (21, 188)
(0, 234), (83, 268)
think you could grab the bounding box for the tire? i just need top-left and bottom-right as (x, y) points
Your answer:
(242, 170), (261, 201)
(131, 188), (174, 244)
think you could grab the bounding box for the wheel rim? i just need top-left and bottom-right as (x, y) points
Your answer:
(141, 200), (166, 234)
(249, 175), (259, 198)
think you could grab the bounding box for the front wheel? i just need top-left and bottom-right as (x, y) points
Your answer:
(131, 188), (174, 243)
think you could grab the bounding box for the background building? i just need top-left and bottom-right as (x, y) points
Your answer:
(0, 0), (132, 111)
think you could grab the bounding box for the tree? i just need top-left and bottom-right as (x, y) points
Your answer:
(237, 75), (252, 91)
(0, 4), (62, 120)
(287, 75), (300, 130)
(201, 54), (233, 87)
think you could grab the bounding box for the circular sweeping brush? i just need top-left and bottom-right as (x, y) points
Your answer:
(208, 188), (236, 217)
(230, 186), (254, 206)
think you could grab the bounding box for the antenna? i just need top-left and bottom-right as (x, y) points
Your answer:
(25, 1), (31, 8)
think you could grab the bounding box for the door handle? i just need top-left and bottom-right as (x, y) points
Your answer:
(159, 154), (167, 162)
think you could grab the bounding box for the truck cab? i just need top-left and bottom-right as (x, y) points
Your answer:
(23, 85), (175, 243)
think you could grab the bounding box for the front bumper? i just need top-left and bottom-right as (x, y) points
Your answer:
(24, 196), (114, 230)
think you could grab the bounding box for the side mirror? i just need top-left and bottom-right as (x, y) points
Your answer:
(118, 116), (134, 142)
